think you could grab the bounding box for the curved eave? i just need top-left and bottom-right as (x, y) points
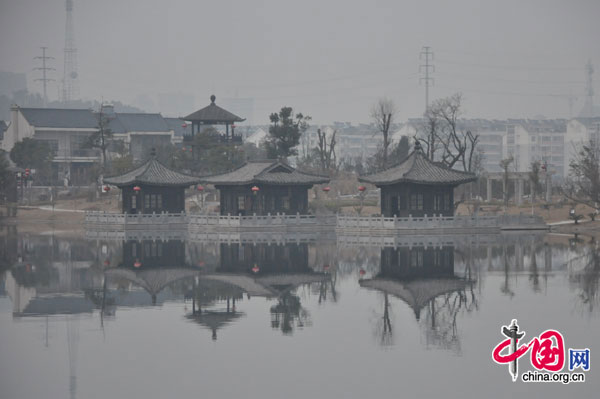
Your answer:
(104, 180), (200, 188)
(358, 176), (477, 187)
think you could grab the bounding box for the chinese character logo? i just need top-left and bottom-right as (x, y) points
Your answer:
(569, 349), (590, 371)
(492, 319), (566, 381)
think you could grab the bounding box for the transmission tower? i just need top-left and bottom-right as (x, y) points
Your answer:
(419, 46), (435, 114)
(34, 47), (55, 107)
(62, 0), (79, 104)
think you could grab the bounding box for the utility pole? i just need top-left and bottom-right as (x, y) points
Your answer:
(34, 47), (55, 107)
(419, 46), (435, 114)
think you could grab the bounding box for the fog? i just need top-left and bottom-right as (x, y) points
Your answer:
(1, 0), (599, 123)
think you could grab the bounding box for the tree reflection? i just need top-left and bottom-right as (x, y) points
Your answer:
(569, 240), (600, 313)
(270, 292), (312, 334)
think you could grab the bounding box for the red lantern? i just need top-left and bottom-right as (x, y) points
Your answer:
(25, 168), (30, 177)
(197, 261), (205, 267)
(359, 269), (366, 276)
(323, 264), (330, 271)
(133, 186), (141, 192)
(134, 260), (142, 268)
(103, 259), (110, 266)
(251, 186), (260, 195)
(197, 185), (204, 191)
(322, 186), (331, 192)
(103, 185), (110, 192)
(182, 123), (187, 128)
(251, 265), (260, 273)
(358, 185), (366, 192)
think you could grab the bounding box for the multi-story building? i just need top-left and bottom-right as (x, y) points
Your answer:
(3, 106), (178, 185)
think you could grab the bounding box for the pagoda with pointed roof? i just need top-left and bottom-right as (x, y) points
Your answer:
(103, 150), (200, 214)
(183, 94), (245, 143)
(359, 141), (476, 217)
(202, 160), (328, 215)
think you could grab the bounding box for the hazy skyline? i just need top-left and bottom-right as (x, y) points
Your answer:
(1, 0), (599, 124)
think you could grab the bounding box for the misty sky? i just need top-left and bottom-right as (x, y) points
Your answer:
(1, 0), (599, 124)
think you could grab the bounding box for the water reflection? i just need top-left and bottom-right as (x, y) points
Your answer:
(361, 245), (475, 351)
(2, 228), (600, 398)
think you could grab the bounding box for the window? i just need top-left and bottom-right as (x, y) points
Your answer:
(399, 195), (407, 210)
(410, 193), (423, 210)
(143, 194), (163, 210)
(131, 195), (137, 209)
(444, 193), (451, 210)
(131, 244), (137, 257)
(433, 194), (443, 211)
(238, 196), (246, 210)
(282, 197), (290, 210)
(410, 250), (423, 268)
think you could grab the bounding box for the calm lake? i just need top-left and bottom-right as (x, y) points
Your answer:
(1, 229), (598, 398)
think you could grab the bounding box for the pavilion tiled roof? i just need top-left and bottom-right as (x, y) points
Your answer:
(104, 155), (200, 187)
(359, 145), (476, 186)
(183, 95), (245, 123)
(201, 160), (329, 186)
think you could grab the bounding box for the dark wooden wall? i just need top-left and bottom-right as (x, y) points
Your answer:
(122, 240), (186, 268)
(121, 184), (185, 214)
(216, 184), (310, 216)
(380, 246), (455, 279)
(218, 243), (310, 274)
(380, 183), (455, 217)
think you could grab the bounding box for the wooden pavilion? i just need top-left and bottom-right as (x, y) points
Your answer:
(182, 94), (245, 142)
(359, 141), (476, 217)
(202, 160), (329, 215)
(103, 151), (200, 214)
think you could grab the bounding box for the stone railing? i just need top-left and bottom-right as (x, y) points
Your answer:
(188, 213), (336, 229)
(85, 211), (187, 226)
(336, 213), (546, 231)
(84, 211), (545, 232)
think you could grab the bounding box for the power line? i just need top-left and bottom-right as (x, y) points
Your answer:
(33, 47), (55, 107)
(420, 46), (434, 113)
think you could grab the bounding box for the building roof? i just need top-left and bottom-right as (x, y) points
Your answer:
(107, 113), (171, 133)
(19, 107), (98, 129)
(202, 160), (329, 186)
(359, 143), (476, 186)
(103, 154), (200, 187)
(164, 117), (192, 137)
(183, 95), (245, 124)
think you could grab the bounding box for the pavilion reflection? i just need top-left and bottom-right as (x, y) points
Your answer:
(360, 245), (476, 351)
(188, 242), (329, 336)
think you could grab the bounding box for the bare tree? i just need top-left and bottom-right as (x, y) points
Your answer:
(370, 98), (396, 169)
(563, 139), (600, 215)
(87, 104), (113, 171)
(315, 128), (337, 173)
(418, 93), (479, 172)
(529, 161), (542, 202)
(499, 156), (514, 210)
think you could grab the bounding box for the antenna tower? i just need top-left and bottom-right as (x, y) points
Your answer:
(34, 47), (55, 107)
(581, 59), (595, 117)
(62, 0), (79, 104)
(419, 46), (435, 114)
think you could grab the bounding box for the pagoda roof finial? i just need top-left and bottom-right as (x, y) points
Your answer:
(210, 94), (216, 104)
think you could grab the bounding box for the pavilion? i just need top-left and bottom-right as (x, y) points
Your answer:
(103, 151), (200, 214)
(202, 160), (329, 216)
(359, 141), (476, 217)
(182, 95), (245, 142)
